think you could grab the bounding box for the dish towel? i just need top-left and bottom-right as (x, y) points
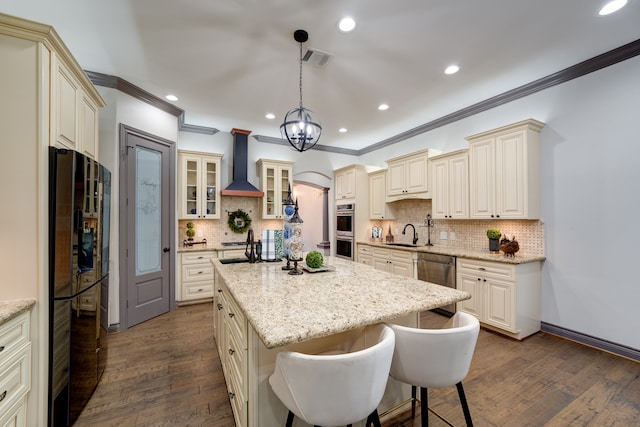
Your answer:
(262, 229), (285, 260)
(274, 229), (284, 259)
(261, 230), (276, 260)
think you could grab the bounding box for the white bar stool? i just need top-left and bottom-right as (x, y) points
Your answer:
(387, 311), (480, 426)
(268, 324), (395, 427)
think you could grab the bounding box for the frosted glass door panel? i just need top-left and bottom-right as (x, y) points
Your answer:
(136, 146), (162, 275)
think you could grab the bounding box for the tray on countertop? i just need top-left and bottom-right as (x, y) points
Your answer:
(302, 264), (335, 273)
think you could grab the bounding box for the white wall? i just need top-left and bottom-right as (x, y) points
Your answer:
(361, 56), (640, 350)
(111, 54), (640, 351)
(97, 87), (178, 328)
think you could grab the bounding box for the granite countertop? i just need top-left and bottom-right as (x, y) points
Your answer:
(212, 256), (470, 349)
(0, 298), (36, 325)
(357, 241), (546, 264)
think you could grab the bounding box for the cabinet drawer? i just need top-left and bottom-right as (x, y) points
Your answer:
(457, 258), (515, 281)
(184, 283), (214, 299)
(225, 294), (247, 348)
(0, 344), (30, 416)
(181, 251), (216, 265)
(219, 249), (245, 259)
(0, 313), (29, 361)
(182, 263), (214, 283)
(227, 363), (246, 427)
(371, 247), (389, 258)
(358, 245), (372, 255)
(227, 328), (246, 396)
(389, 249), (413, 263)
(0, 397), (26, 427)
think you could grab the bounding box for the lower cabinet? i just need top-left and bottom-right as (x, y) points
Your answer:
(215, 274), (248, 427)
(457, 258), (541, 340)
(0, 311), (31, 427)
(178, 251), (216, 302)
(357, 244), (416, 278)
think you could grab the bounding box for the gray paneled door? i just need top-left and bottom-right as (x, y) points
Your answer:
(120, 125), (175, 329)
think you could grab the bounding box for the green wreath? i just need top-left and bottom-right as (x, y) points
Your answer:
(227, 209), (252, 233)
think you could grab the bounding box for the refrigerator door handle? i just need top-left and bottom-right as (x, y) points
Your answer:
(74, 208), (83, 231)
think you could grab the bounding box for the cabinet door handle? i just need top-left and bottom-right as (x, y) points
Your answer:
(477, 278), (481, 281)
(478, 267), (486, 271)
(0, 390), (6, 402)
(228, 312), (235, 318)
(228, 348), (235, 355)
(163, 247), (170, 253)
(229, 392), (235, 400)
(0, 346), (4, 353)
(217, 304), (223, 310)
(197, 271), (203, 274)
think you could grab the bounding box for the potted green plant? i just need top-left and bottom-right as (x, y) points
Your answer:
(186, 222), (196, 241)
(486, 228), (501, 253)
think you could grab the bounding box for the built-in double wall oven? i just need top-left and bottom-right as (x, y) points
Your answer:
(335, 203), (354, 260)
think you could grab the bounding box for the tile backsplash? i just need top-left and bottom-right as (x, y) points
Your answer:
(180, 197), (544, 256)
(178, 196), (283, 246)
(368, 199), (544, 256)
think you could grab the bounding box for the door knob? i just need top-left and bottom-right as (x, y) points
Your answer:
(163, 247), (170, 252)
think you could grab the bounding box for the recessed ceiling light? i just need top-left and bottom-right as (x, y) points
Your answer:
(599, 0), (627, 15)
(339, 128), (348, 133)
(444, 65), (460, 75)
(165, 94), (178, 101)
(265, 113), (276, 120)
(337, 16), (356, 32)
(378, 104), (389, 111)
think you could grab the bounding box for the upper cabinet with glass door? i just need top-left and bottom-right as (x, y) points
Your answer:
(178, 150), (223, 219)
(257, 159), (293, 219)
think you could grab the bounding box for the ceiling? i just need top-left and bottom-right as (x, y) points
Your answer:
(4, 0), (640, 151)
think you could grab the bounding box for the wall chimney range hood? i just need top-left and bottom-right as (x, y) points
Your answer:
(221, 128), (264, 197)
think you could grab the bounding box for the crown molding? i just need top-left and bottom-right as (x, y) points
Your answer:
(86, 38), (640, 155)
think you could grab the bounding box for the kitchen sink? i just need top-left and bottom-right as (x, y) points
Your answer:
(385, 243), (418, 248)
(221, 242), (247, 247)
(219, 257), (249, 264)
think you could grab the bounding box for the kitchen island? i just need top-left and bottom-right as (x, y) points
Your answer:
(212, 256), (470, 426)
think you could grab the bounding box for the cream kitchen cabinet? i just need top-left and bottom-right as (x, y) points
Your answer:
(357, 244), (373, 266)
(334, 164), (380, 202)
(430, 149), (469, 219)
(178, 150), (222, 219)
(257, 159), (293, 219)
(178, 250), (215, 302)
(466, 119), (544, 219)
(456, 258), (541, 340)
(334, 166), (356, 200)
(370, 245), (416, 278)
(368, 169), (394, 220)
(52, 54), (100, 160)
(1, 15), (105, 424)
(386, 149), (441, 202)
(215, 273), (248, 427)
(0, 311), (32, 427)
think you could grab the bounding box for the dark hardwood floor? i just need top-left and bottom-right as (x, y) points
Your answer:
(75, 303), (639, 426)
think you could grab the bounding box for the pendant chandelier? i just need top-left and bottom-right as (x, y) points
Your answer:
(280, 29), (322, 152)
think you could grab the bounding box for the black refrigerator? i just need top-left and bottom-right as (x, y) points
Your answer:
(48, 147), (111, 426)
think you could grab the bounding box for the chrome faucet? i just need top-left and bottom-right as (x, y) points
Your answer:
(245, 228), (257, 263)
(402, 223), (419, 245)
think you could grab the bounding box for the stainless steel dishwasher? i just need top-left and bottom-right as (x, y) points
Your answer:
(417, 252), (457, 316)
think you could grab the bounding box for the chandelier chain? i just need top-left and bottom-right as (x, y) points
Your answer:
(298, 42), (303, 108)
